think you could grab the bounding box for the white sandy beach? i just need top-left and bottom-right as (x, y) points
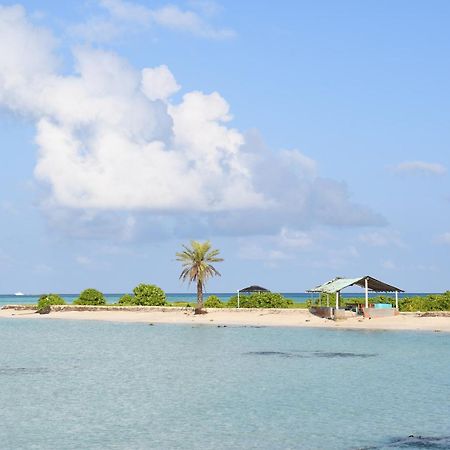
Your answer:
(1, 306), (450, 332)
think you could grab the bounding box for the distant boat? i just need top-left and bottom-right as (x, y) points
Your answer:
(14, 292), (25, 296)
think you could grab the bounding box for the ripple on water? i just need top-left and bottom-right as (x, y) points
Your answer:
(0, 367), (50, 375)
(244, 350), (377, 358)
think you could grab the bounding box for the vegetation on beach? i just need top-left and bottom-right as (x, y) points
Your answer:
(31, 281), (450, 312)
(227, 292), (294, 309)
(176, 240), (223, 314)
(204, 295), (224, 308)
(399, 292), (450, 312)
(73, 288), (106, 305)
(37, 294), (66, 309)
(118, 284), (167, 306)
(117, 294), (135, 305)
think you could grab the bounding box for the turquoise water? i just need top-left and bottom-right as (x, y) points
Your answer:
(0, 292), (432, 306)
(0, 319), (449, 449)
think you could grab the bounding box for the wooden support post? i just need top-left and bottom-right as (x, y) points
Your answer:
(395, 290), (399, 310)
(237, 290), (240, 309)
(326, 293), (329, 307)
(336, 291), (339, 310)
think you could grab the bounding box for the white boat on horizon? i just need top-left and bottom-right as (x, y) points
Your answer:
(14, 292), (25, 296)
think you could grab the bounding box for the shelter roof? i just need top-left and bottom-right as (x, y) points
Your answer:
(307, 276), (403, 293)
(239, 285), (270, 293)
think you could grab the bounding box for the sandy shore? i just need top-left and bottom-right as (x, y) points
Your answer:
(1, 306), (450, 332)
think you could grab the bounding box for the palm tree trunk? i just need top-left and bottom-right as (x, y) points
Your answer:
(195, 279), (205, 314)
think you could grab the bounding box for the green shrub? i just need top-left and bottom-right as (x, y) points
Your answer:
(37, 294), (66, 309)
(132, 284), (167, 306)
(204, 295), (223, 308)
(117, 294), (135, 305)
(74, 288), (106, 305)
(399, 293), (450, 312)
(227, 292), (294, 308)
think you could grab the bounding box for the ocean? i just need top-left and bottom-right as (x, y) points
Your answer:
(0, 319), (449, 449)
(0, 292), (432, 307)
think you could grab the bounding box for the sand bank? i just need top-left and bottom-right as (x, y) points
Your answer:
(1, 305), (450, 332)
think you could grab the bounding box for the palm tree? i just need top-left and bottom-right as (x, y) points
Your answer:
(176, 241), (223, 314)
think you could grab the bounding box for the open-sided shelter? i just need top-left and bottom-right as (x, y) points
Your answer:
(307, 276), (404, 310)
(237, 285), (270, 308)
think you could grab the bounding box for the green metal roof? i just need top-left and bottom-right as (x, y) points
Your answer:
(307, 276), (403, 293)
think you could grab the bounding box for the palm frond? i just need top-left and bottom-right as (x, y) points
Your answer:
(176, 240), (223, 287)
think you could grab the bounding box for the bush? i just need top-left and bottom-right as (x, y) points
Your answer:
(117, 294), (135, 305)
(74, 288), (106, 305)
(399, 292), (450, 312)
(204, 295), (224, 308)
(227, 292), (294, 308)
(132, 284), (167, 306)
(37, 294), (66, 309)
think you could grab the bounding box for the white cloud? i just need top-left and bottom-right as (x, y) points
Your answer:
(94, 0), (235, 40)
(437, 232), (450, 245)
(69, 17), (123, 43)
(149, 5), (235, 39)
(391, 161), (447, 175)
(278, 228), (314, 249)
(99, 0), (151, 24)
(0, 6), (384, 240)
(238, 228), (315, 263)
(358, 230), (404, 248)
(188, 0), (222, 17)
(141, 65), (181, 101)
(238, 243), (291, 266)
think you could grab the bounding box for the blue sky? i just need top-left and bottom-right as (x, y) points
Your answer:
(0, 0), (449, 294)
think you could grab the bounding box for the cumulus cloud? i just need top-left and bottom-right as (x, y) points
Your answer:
(391, 161), (447, 175)
(0, 5), (383, 240)
(141, 65), (180, 101)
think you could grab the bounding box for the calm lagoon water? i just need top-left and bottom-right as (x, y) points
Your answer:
(0, 319), (449, 449)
